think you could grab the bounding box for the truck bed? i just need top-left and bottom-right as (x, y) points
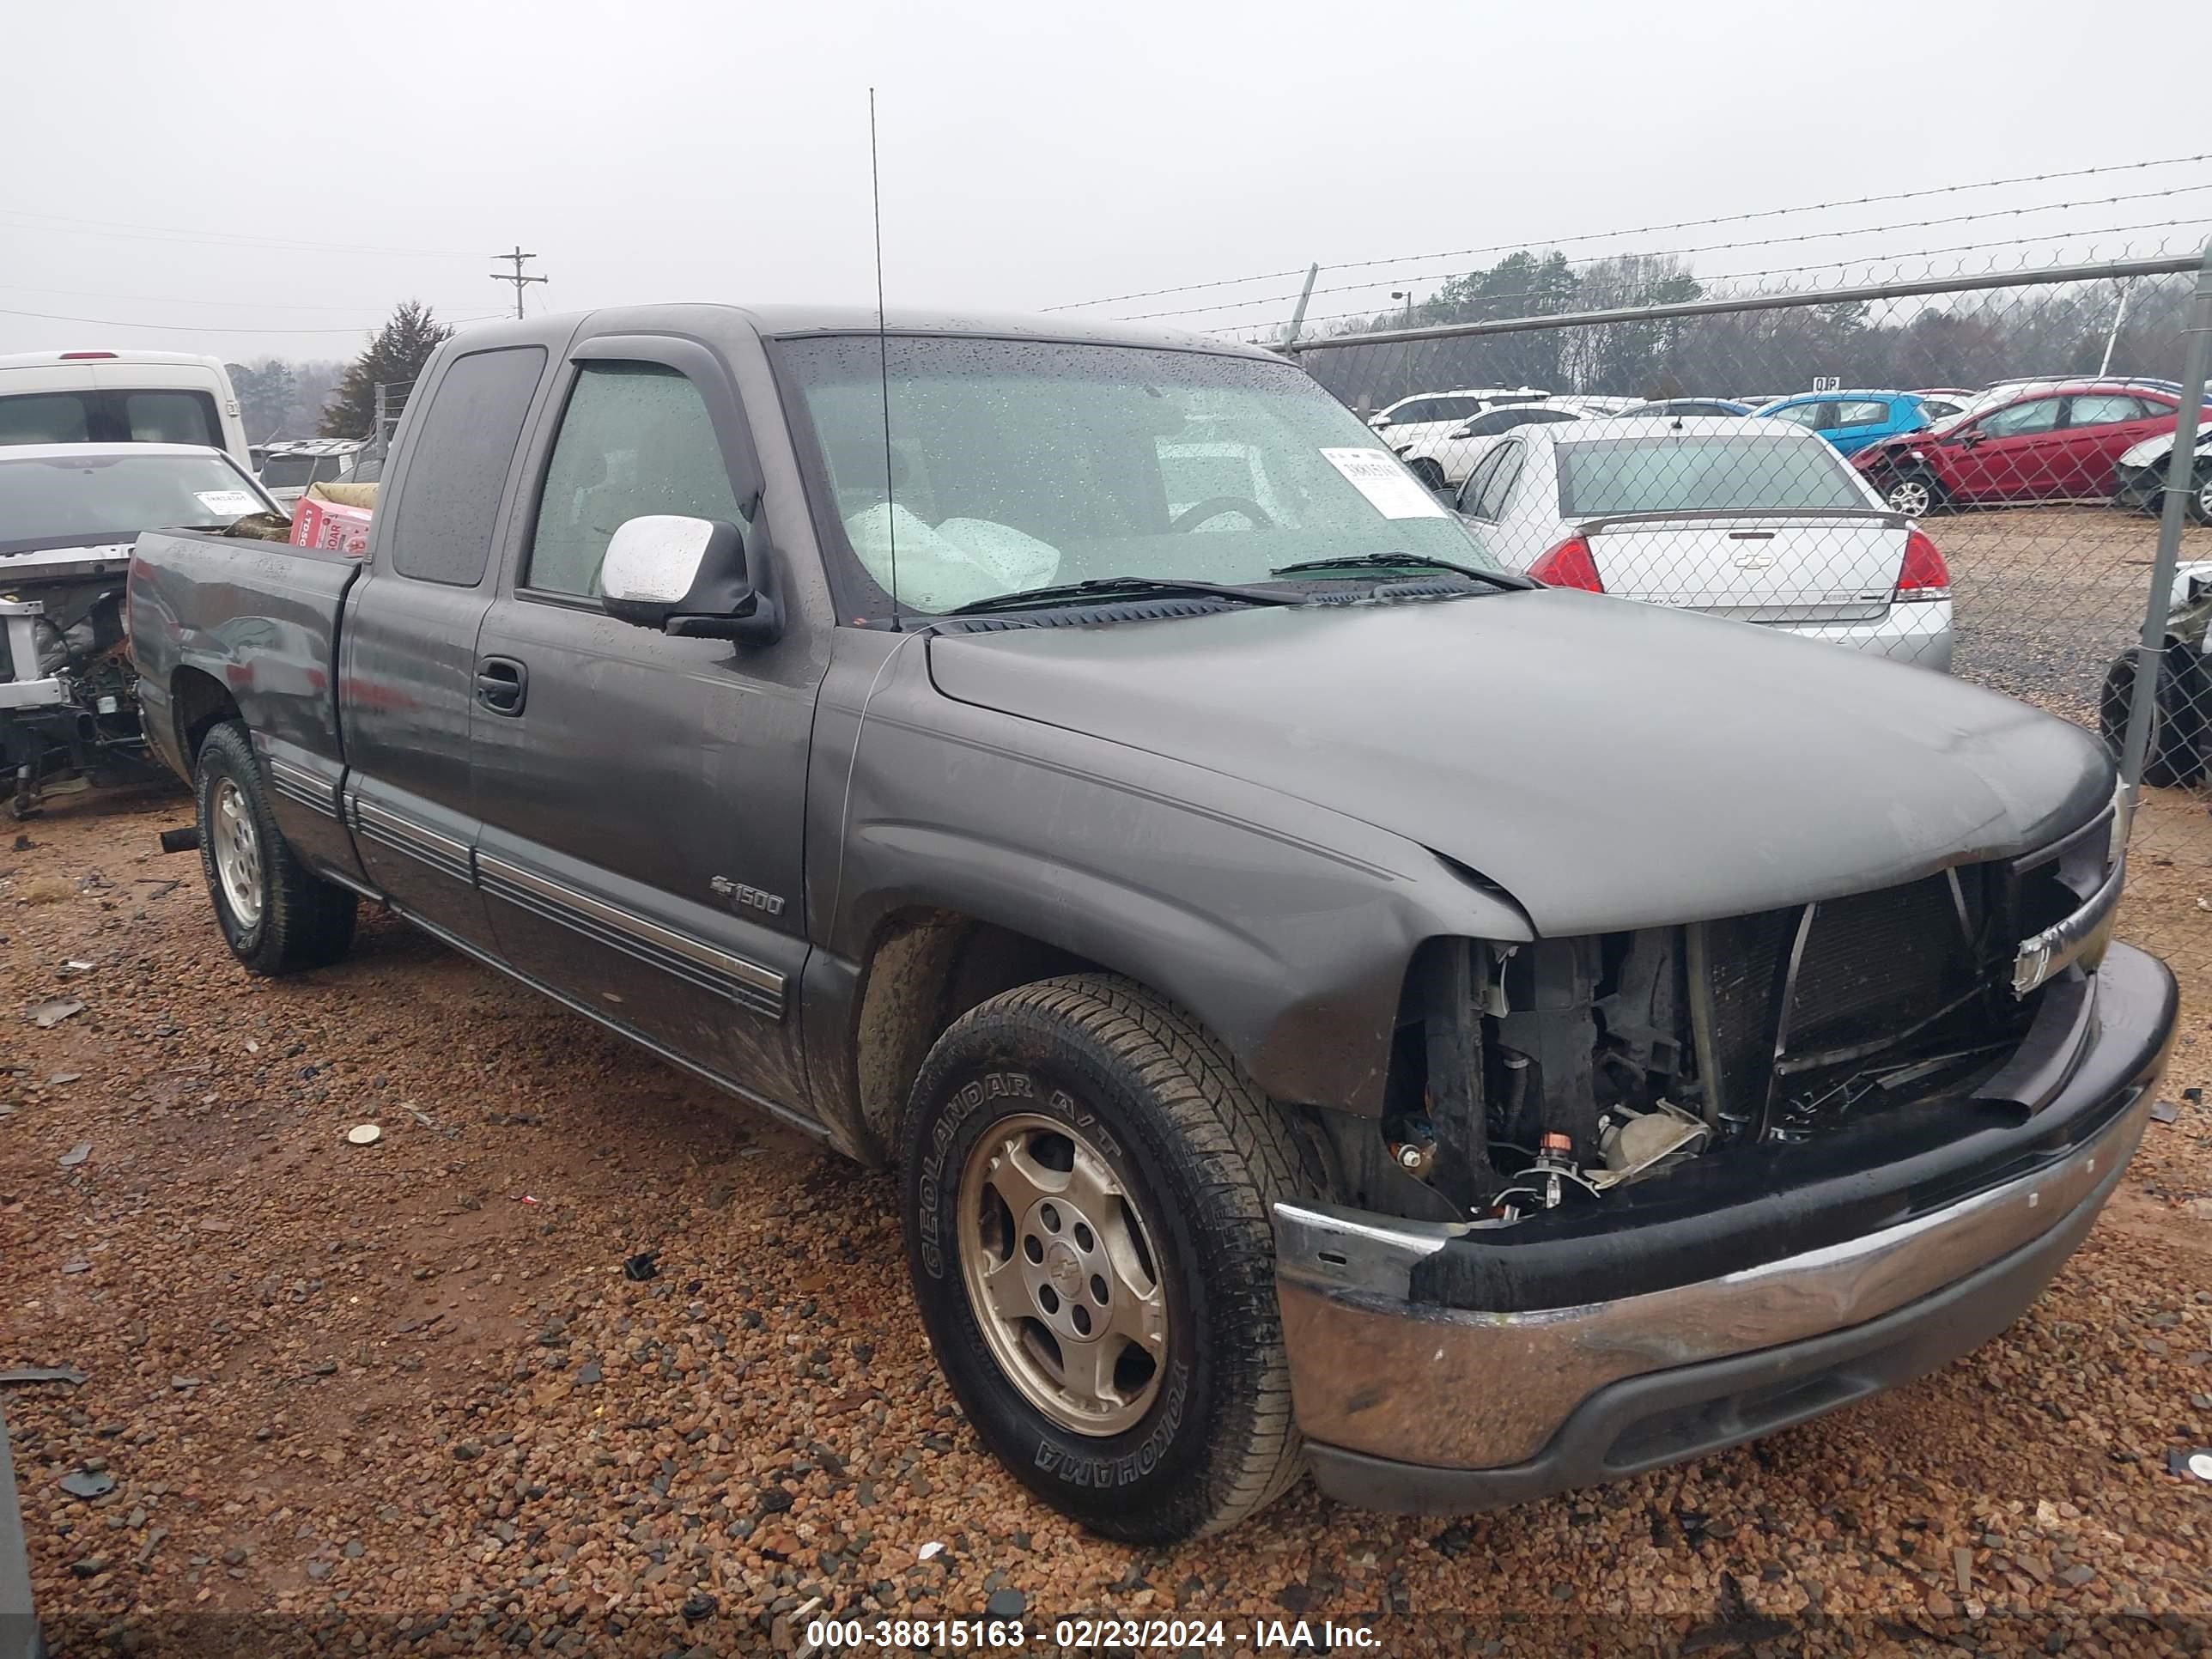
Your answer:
(129, 526), (361, 809)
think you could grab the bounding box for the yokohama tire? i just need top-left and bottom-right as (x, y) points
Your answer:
(901, 975), (1306, 1541)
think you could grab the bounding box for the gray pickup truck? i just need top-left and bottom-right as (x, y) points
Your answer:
(128, 307), (2175, 1542)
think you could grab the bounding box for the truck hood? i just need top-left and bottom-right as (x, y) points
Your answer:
(926, 591), (2112, 934)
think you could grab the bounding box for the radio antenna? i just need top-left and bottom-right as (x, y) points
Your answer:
(870, 87), (900, 631)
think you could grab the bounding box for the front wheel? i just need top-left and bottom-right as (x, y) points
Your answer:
(2192, 465), (2212, 527)
(901, 975), (1306, 1541)
(194, 721), (358, 975)
(1880, 471), (1944, 519)
(1406, 456), (1447, 491)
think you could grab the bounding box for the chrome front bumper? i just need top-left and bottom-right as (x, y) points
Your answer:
(1273, 942), (2173, 1510)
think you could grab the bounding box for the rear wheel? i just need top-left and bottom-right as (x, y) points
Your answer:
(194, 721), (357, 975)
(2100, 647), (2204, 788)
(1881, 471), (1944, 519)
(901, 975), (1305, 1541)
(2193, 465), (2212, 527)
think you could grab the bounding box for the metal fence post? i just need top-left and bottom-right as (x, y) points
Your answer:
(1282, 263), (1320, 350)
(2117, 236), (2212, 801)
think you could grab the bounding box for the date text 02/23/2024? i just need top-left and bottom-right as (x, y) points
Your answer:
(806, 1619), (1383, 1650)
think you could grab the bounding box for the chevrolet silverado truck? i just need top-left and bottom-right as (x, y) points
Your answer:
(127, 307), (2175, 1541)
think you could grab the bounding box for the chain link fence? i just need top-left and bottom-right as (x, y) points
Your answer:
(1256, 245), (2212, 979)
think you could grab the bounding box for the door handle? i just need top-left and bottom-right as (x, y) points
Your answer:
(475, 657), (528, 715)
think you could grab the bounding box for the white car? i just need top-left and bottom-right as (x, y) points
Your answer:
(1394, 401), (1589, 489)
(0, 349), (252, 471)
(1447, 416), (1954, 671)
(1367, 387), (1548, 461)
(255, 437), (375, 507)
(1557, 394), (1646, 417)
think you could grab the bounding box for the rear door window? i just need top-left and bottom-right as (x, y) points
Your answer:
(0, 392), (94, 444)
(388, 347), (547, 586)
(2065, 393), (2150, 428)
(119, 391), (217, 447)
(1834, 399), (1888, 427)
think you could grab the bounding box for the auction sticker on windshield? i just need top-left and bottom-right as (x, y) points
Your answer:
(1321, 447), (1448, 519)
(195, 490), (263, 517)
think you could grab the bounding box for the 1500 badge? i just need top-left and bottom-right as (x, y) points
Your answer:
(710, 876), (786, 916)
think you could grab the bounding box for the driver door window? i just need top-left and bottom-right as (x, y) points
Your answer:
(525, 362), (739, 597)
(1979, 398), (2063, 439)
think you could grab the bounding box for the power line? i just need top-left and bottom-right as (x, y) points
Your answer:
(1045, 149), (2212, 313)
(0, 280), (387, 315)
(0, 305), (507, 337)
(0, 205), (480, 260)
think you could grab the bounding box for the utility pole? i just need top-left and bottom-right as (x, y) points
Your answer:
(2099, 276), (2136, 378)
(489, 246), (547, 319)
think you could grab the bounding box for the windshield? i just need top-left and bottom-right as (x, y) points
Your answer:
(0, 452), (270, 556)
(1558, 433), (1869, 518)
(260, 453), (348, 488)
(777, 335), (1502, 615)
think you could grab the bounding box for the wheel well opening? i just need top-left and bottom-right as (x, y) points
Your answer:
(171, 669), (240, 767)
(853, 910), (1097, 1149)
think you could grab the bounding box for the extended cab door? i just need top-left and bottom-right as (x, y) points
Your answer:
(469, 335), (819, 1115)
(338, 343), (552, 945)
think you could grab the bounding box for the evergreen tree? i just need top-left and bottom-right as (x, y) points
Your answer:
(320, 301), (453, 438)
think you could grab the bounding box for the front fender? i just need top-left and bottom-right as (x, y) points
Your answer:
(806, 635), (1531, 1118)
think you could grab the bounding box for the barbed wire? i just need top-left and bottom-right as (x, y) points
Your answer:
(1045, 151), (2212, 313)
(1109, 190), (2212, 324)
(1194, 222), (2209, 342)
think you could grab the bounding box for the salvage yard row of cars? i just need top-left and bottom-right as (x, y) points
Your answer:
(1370, 375), (2208, 523)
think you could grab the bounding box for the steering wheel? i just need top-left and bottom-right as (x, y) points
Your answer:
(1170, 495), (1275, 532)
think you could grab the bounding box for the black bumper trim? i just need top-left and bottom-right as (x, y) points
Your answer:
(1306, 1142), (2123, 1515)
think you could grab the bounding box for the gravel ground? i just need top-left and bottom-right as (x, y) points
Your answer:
(6, 775), (2212, 1654)
(1943, 503), (2212, 724)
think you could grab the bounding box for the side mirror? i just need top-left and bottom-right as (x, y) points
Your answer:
(1370, 414), (1392, 428)
(599, 514), (781, 644)
(1958, 430), (1986, 448)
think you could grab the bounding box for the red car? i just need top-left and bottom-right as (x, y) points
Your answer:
(1852, 380), (2181, 517)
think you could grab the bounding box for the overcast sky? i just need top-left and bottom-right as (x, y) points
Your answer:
(4, 0), (2209, 363)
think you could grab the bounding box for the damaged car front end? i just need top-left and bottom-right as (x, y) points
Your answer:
(1275, 784), (2172, 1510)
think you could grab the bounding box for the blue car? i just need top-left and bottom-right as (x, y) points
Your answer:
(1755, 390), (1929, 457)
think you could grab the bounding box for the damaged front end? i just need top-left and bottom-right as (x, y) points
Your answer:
(2, 563), (146, 817)
(1275, 792), (2171, 1512)
(1329, 787), (2129, 1228)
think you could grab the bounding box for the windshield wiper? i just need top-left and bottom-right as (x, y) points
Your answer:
(1267, 551), (1531, 589)
(942, 575), (1299, 617)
